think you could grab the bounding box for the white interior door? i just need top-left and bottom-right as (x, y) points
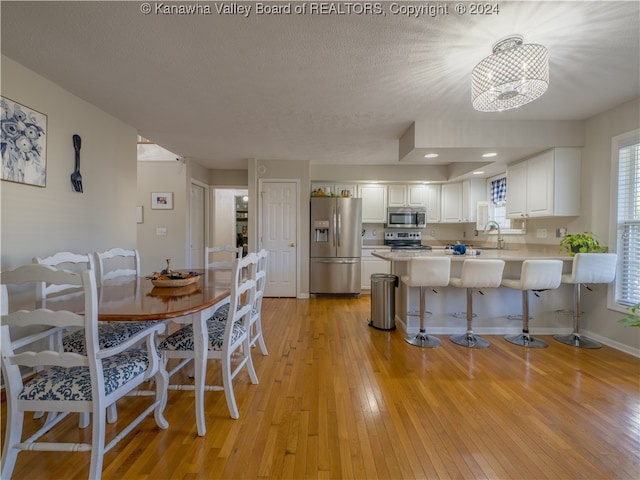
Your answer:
(190, 183), (205, 268)
(260, 181), (297, 297)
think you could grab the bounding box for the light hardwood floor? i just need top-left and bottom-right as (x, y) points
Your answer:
(2, 296), (639, 479)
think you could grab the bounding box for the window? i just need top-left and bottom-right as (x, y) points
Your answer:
(480, 174), (526, 234)
(611, 130), (640, 310)
(488, 174), (511, 229)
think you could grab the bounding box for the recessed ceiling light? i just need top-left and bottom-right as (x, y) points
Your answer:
(473, 171), (485, 175)
(482, 152), (497, 158)
(424, 153), (439, 158)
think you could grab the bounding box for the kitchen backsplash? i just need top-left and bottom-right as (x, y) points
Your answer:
(363, 217), (584, 249)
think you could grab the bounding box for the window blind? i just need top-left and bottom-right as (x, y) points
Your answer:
(615, 140), (640, 307)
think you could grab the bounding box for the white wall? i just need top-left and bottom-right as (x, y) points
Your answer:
(578, 98), (640, 351)
(1, 56), (137, 270)
(136, 161), (188, 274)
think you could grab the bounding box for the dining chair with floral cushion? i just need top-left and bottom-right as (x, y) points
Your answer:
(210, 248), (269, 356)
(58, 248), (156, 423)
(159, 252), (259, 434)
(1, 263), (168, 480)
(62, 248), (157, 354)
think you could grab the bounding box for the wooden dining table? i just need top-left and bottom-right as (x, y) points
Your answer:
(40, 268), (233, 436)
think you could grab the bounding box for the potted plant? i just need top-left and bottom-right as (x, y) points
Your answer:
(559, 232), (603, 256)
(618, 303), (640, 327)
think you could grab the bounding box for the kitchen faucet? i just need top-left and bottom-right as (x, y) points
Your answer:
(484, 221), (504, 250)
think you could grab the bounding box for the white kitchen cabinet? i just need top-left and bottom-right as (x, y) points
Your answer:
(505, 162), (528, 217)
(387, 185), (406, 207)
(388, 184), (425, 207)
(407, 185), (426, 207)
(425, 185), (441, 223)
(358, 184), (388, 223)
(506, 148), (581, 218)
(361, 246), (391, 290)
(441, 180), (486, 223)
(462, 178), (486, 223)
(440, 183), (463, 222)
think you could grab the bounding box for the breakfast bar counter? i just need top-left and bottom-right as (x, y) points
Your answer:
(372, 248), (573, 263)
(371, 248), (575, 336)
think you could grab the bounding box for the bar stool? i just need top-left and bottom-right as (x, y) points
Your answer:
(401, 256), (451, 348)
(502, 259), (563, 348)
(554, 253), (617, 348)
(449, 259), (505, 348)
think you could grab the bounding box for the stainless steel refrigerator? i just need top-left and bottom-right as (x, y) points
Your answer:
(310, 197), (362, 295)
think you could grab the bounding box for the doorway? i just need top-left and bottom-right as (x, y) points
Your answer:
(235, 195), (249, 256)
(211, 188), (249, 250)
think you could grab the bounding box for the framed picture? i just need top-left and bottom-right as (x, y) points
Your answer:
(1, 96), (48, 187)
(136, 205), (144, 223)
(151, 192), (173, 210)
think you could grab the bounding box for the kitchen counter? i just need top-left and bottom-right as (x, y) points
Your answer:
(372, 248), (573, 262)
(370, 247), (575, 337)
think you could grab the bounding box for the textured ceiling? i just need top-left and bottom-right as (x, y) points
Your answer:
(1, 1), (639, 170)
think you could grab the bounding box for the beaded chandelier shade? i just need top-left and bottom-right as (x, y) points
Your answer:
(472, 35), (549, 112)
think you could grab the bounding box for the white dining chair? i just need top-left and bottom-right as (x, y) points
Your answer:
(1, 263), (168, 480)
(59, 248), (155, 423)
(59, 248), (154, 345)
(33, 251), (97, 352)
(159, 252), (259, 433)
(205, 245), (243, 269)
(33, 251), (98, 425)
(62, 248), (156, 354)
(210, 248), (269, 356)
(250, 249), (269, 355)
(94, 247), (141, 282)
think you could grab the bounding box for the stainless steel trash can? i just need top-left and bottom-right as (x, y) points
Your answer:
(368, 273), (398, 330)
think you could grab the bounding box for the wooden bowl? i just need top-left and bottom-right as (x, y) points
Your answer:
(149, 274), (200, 288)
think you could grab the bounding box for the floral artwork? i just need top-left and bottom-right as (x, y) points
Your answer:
(1, 97), (47, 187)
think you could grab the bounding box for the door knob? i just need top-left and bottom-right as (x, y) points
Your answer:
(290, 242), (296, 247)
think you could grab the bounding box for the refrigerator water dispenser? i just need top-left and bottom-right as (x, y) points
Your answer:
(313, 220), (330, 243)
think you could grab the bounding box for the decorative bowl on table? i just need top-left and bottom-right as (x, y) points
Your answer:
(148, 282), (201, 298)
(146, 271), (201, 288)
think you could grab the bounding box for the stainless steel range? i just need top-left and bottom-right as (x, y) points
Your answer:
(384, 230), (433, 251)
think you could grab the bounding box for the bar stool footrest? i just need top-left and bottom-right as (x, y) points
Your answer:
(553, 333), (601, 349)
(451, 312), (477, 319)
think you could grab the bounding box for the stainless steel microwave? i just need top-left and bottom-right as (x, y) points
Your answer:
(387, 207), (427, 228)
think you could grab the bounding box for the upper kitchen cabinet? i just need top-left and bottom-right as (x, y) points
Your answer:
(440, 183), (463, 222)
(358, 184), (387, 223)
(387, 184), (426, 207)
(462, 178), (486, 223)
(439, 179), (486, 223)
(506, 148), (581, 218)
(425, 185), (441, 223)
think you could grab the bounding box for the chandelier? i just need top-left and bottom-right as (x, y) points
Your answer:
(471, 35), (549, 112)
